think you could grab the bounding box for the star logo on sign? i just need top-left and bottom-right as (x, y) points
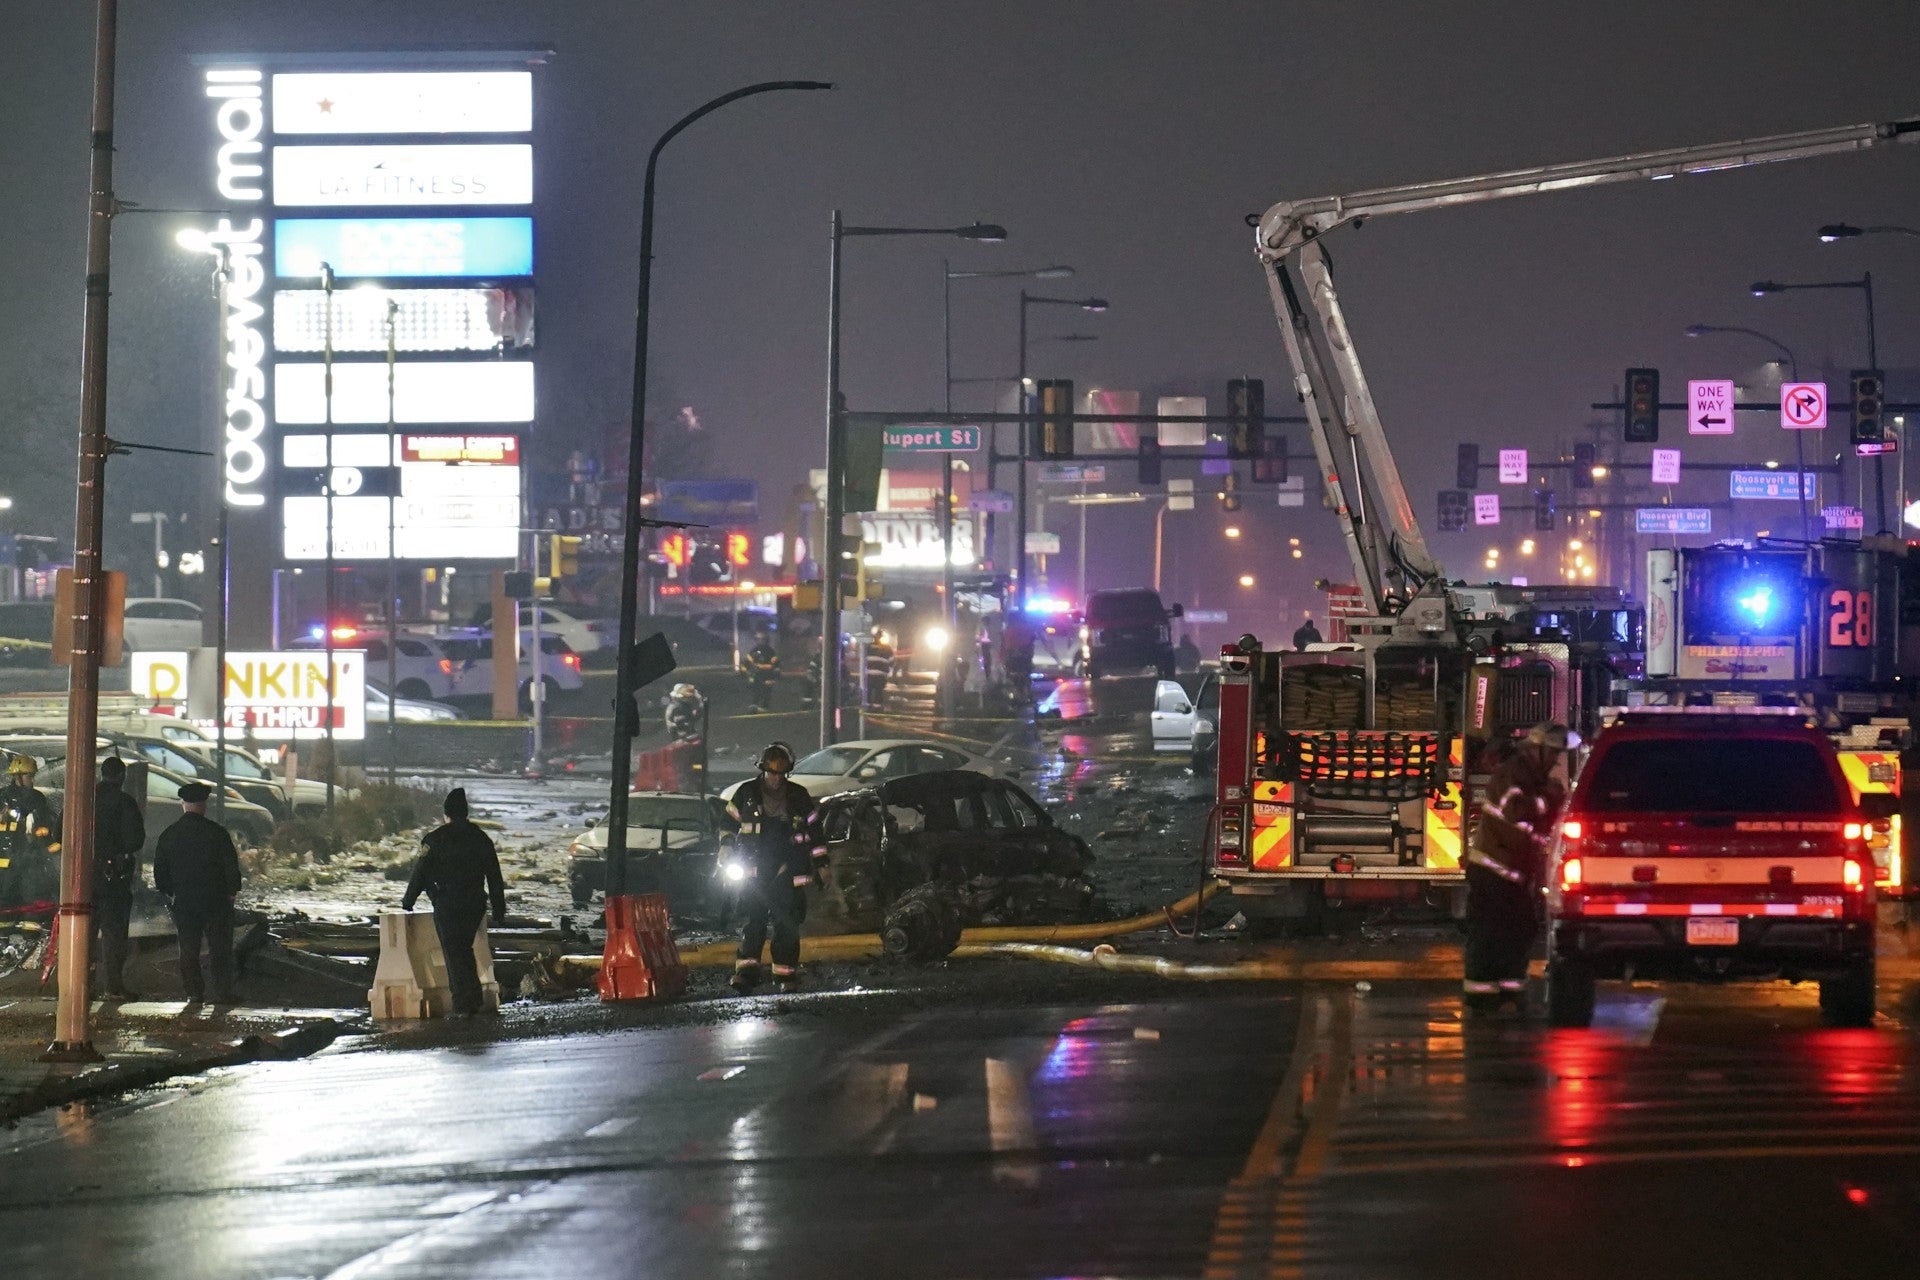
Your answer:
(316, 97), (334, 114)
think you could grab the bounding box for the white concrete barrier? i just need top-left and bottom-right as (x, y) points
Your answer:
(370, 909), (500, 1020)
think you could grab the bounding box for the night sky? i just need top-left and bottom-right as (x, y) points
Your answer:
(3, 0), (1918, 622)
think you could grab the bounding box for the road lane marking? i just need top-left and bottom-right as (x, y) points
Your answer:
(583, 1117), (633, 1138)
(985, 1057), (1040, 1187)
(1204, 989), (1358, 1280)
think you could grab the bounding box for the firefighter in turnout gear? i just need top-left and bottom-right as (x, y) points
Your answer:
(0, 754), (60, 910)
(722, 743), (825, 994)
(1464, 722), (1575, 1010)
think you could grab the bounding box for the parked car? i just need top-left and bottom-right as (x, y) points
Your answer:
(13, 740), (278, 854)
(1148, 676), (1219, 768)
(366, 681), (462, 724)
(720, 738), (1014, 804)
(566, 791), (731, 912)
(172, 740), (335, 816)
(430, 629), (586, 702)
(120, 598), (205, 651)
(112, 732), (293, 821)
(291, 629), (460, 700)
(465, 604), (613, 658)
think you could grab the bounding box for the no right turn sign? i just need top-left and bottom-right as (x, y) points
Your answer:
(1781, 381), (1827, 430)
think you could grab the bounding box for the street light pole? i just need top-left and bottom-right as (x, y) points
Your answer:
(320, 262), (336, 816)
(1749, 274), (1882, 529)
(48, 0), (119, 1061)
(1013, 291), (1109, 610)
(383, 295), (399, 785)
(818, 218), (1007, 746)
(608, 80), (831, 898)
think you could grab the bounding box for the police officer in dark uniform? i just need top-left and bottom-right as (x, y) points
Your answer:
(723, 743), (825, 994)
(153, 781), (242, 1004)
(744, 639), (781, 711)
(92, 757), (147, 999)
(864, 628), (895, 708)
(1464, 722), (1574, 1011)
(402, 788), (507, 1017)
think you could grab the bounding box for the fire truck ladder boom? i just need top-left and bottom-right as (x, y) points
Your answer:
(1253, 114), (1920, 621)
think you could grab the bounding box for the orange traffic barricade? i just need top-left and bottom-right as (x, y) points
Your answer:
(598, 892), (689, 1003)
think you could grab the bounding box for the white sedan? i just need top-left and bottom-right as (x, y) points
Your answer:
(719, 738), (1015, 803)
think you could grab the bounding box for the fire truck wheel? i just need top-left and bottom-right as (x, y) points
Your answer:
(1545, 957), (1596, 1028)
(1818, 959), (1876, 1028)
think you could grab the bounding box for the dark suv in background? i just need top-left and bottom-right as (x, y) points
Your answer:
(1083, 588), (1182, 678)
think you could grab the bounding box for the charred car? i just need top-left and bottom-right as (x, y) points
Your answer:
(811, 770), (1096, 960)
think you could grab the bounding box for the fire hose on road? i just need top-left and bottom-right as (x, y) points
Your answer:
(550, 882), (1227, 981)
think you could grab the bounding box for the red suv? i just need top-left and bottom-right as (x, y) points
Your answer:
(1546, 710), (1877, 1028)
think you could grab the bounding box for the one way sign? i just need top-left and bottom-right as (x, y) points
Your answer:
(1688, 379), (1735, 436)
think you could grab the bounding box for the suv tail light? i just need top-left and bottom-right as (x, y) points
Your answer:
(1560, 856), (1583, 890)
(1844, 821), (1865, 842)
(1843, 858), (1866, 891)
(439, 659), (454, 674)
(1560, 819), (1584, 842)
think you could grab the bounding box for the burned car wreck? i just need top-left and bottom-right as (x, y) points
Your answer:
(811, 770), (1097, 961)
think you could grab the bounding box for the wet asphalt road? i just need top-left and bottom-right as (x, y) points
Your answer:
(1, 977), (1917, 1278)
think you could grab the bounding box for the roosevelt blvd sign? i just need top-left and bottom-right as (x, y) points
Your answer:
(1635, 508), (1712, 535)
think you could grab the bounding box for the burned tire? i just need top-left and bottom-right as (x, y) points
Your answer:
(882, 883), (964, 964)
(1546, 957), (1596, 1028)
(1819, 959), (1876, 1028)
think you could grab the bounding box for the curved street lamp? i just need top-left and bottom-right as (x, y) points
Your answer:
(607, 79), (832, 894)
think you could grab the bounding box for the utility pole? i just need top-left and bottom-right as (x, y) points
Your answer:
(384, 295), (399, 785)
(48, 0), (119, 1061)
(320, 263), (337, 815)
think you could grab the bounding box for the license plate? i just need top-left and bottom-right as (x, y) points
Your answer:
(1685, 917), (1740, 946)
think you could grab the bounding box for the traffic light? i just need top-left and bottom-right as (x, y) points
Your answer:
(1137, 434), (1162, 486)
(1251, 445), (1288, 484)
(1624, 368), (1660, 443)
(1850, 369), (1885, 451)
(1455, 443), (1480, 490)
(549, 534), (582, 580)
(1221, 471), (1241, 512)
(1227, 378), (1266, 458)
(1572, 442), (1595, 489)
(1438, 490), (1469, 532)
(1533, 489), (1556, 532)
(1034, 379), (1075, 460)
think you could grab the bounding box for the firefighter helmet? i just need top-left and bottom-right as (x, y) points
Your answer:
(1527, 722), (1581, 752)
(5, 754), (36, 777)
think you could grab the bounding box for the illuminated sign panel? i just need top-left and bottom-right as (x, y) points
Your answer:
(275, 217), (532, 279)
(202, 68), (270, 508)
(273, 144), (533, 206)
(131, 650), (367, 741)
(272, 72), (532, 134)
(859, 513), (976, 568)
(274, 288), (533, 353)
(282, 495), (520, 561)
(400, 434), (519, 464)
(274, 361), (534, 423)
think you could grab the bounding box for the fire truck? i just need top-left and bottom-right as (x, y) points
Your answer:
(1633, 539), (1911, 902)
(1211, 113), (1920, 931)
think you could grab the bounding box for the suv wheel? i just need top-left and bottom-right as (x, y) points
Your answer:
(1546, 957), (1596, 1028)
(1818, 958), (1876, 1027)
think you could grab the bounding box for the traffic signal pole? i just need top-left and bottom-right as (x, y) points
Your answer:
(48, 0), (119, 1062)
